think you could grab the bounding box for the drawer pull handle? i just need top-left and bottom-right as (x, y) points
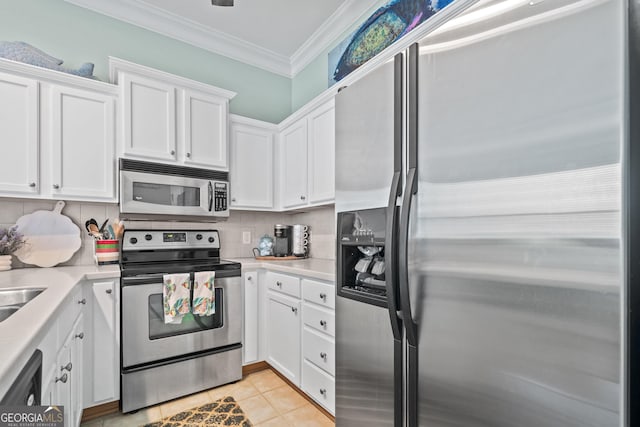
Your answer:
(55, 373), (68, 384)
(320, 320), (327, 327)
(29, 182), (36, 188)
(320, 352), (327, 360)
(61, 362), (72, 372)
(276, 281), (282, 287)
(291, 307), (298, 314)
(319, 293), (327, 300)
(319, 388), (327, 396)
(75, 332), (84, 340)
(78, 298), (86, 305)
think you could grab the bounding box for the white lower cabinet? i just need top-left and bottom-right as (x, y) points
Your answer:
(266, 291), (301, 386)
(84, 280), (119, 407)
(243, 272), (259, 364)
(38, 277), (120, 427)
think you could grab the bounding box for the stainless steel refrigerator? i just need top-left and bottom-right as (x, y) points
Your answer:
(335, 0), (630, 426)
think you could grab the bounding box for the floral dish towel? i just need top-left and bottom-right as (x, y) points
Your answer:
(163, 273), (191, 324)
(193, 271), (215, 316)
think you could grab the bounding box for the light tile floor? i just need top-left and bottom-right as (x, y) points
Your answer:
(80, 369), (334, 427)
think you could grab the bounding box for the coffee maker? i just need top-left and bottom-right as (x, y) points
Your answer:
(336, 208), (387, 306)
(273, 224), (292, 257)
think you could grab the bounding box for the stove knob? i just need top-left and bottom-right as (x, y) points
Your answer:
(145, 234), (152, 241)
(196, 234), (203, 240)
(129, 237), (138, 244)
(208, 236), (215, 243)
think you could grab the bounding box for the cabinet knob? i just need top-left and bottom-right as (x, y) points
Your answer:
(276, 281), (282, 287)
(247, 276), (252, 281)
(320, 352), (327, 360)
(232, 198), (237, 202)
(319, 293), (327, 300)
(320, 320), (327, 327)
(300, 195), (306, 200)
(55, 373), (68, 384)
(186, 152), (191, 158)
(61, 362), (72, 372)
(319, 388), (327, 396)
(106, 289), (113, 294)
(291, 306), (298, 314)
(53, 184), (60, 189)
(78, 298), (86, 305)
(75, 332), (84, 340)
(170, 150), (176, 155)
(29, 182), (36, 188)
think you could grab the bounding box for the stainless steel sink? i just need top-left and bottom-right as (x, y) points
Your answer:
(0, 288), (45, 321)
(0, 288), (45, 307)
(0, 306), (20, 322)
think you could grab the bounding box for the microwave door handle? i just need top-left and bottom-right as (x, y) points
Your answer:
(208, 181), (213, 212)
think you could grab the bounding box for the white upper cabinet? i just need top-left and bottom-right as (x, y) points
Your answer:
(0, 59), (118, 202)
(111, 58), (236, 170)
(121, 72), (176, 161)
(0, 72), (39, 196)
(280, 118), (309, 209)
(307, 100), (335, 204)
(50, 85), (115, 200)
(229, 115), (275, 209)
(183, 90), (228, 168)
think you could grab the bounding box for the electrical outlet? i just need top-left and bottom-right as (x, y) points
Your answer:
(242, 231), (251, 244)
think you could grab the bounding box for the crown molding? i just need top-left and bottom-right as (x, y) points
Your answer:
(289, 0), (388, 76)
(64, 0), (292, 77)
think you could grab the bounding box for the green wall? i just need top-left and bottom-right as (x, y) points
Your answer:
(0, 0), (292, 123)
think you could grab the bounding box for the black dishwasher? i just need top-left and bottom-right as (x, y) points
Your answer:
(0, 349), (42, 406)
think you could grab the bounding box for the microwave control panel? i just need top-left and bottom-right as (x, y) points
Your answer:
(214, 182), (228, 212)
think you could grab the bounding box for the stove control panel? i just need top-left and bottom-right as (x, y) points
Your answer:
(122, 230), (220, 251)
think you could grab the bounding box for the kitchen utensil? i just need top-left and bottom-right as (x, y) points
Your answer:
(14, 201), (81, 267)
(99, 218), (109, 233)
(107, 225), (115, 240)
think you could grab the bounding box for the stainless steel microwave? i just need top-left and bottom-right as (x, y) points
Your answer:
(119, 159), (229, 219)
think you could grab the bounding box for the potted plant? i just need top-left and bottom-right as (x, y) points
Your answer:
(0, 225), (26, 271)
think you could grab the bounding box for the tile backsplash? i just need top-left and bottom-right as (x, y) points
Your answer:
(0, 198), (336, 268)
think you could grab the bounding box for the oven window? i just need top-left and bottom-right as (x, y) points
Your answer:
(133, 182), (201, 207)
(148, 288), (223, 340)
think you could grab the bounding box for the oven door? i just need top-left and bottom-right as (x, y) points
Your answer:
(121, 273), (241, 368)
(120, 170), (216, 217)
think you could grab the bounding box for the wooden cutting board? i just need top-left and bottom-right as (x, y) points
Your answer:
(14, 201), (82, 267)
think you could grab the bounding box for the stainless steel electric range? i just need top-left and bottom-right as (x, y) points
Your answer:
(119, 229), (242, 413)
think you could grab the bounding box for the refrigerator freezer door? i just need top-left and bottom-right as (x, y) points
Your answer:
(409, 0), (625, 426)
(335, 296), (396, 426)
(335, 60), (395, 213)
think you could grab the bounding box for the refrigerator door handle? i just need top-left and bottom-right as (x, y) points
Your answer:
(398, 167), (418, 347)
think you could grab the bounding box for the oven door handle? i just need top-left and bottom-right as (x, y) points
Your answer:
(122, 274), (167, 286)
(208, 181), (213, 212)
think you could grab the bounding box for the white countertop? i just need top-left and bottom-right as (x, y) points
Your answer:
(230, 258), (335, 282)
(0, 265), (120, 399)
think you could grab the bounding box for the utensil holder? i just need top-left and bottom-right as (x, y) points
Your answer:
(94, 239), (119, 265)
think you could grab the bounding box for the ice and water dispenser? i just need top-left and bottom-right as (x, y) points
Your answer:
(337, 207), (388, 307)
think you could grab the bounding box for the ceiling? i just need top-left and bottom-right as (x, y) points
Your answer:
(64, 0), (385, 77)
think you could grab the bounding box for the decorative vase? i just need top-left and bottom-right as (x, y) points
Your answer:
(0, 255), (11, 271)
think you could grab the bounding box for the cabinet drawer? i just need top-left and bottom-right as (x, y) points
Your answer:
(302, 360), (335, 414)
(266, 272), (300, 298)
(303, 304), (335, 337)
(57, 286), (84, 347)
(302, 279), (335, 309)
(303, 327), (335, 376)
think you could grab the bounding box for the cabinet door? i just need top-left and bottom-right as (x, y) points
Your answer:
(266, 292), (301, 386)
(230, 121), (274, 209)
(307, 101), (335, 204)
(54, 334), (72, 427)
(183, 90), (228, 169)
(0, 72), (39, 195)
(243, 272), (259, 364)
(49, 85), (116, 201)
(87, 280), (119, 406)
(70, 314), (84, 427)
(280, 119), (308, 209)
(121, 72), (176, 161)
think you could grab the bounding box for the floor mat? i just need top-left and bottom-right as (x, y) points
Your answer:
(142, 396), (252, 427)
